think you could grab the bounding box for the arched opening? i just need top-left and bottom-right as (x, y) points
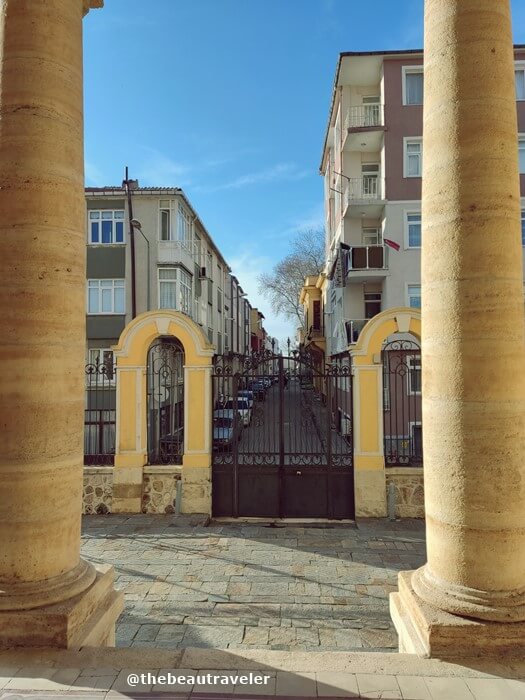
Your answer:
(146, 337), (185, 465)
(382, 336), (422, 467)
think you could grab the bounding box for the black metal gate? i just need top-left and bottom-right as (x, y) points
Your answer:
(383, 340), (422, 466)
(84, 353), (116, 465)
(147, 337), (184, 465)
(212, 350), (354, 519)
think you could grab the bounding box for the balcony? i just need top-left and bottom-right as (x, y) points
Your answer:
(345, 104), (384, 130)
(343, 105), (385, 152)
(346, 244), (389, 283)
(343, 178), (386, 219)
(157, 239), (200, 266)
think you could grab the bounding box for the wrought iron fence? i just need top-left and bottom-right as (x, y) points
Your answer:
(383, 340), (422, 466)
(84, 357), (116, 465)
(147, 337), (185, 465)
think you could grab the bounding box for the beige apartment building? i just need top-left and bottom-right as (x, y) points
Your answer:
(320, 46), (525, 357)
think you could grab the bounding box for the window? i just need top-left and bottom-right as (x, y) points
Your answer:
(177, 203), (192, 245)
(516, 66), (525, 100)
(403, 67), (424, 105)
(88, 210), (125, 245)
(519, 137), (525, 173)
(522, 210), (525, 246)
(406, 212), (422, 248)
(87, 279), (125, 314)
(158, 267), (193, 314)
(179, 268), (192, 315)
(159, 268), (177, 308)
(362, 227), (380, 245)
(407, 284), (421, 309)
(407, 356), (422, 395)
(404, 139), (422, 177)
(160, 208), (171, 241)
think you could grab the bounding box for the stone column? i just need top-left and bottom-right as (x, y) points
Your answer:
(0, 0), (122, 647)
(391, 0), (525, 657)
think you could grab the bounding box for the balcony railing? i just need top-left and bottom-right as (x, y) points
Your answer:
(157, 239), (200, 264)
(344, 177), (384, 204)
(345, 319), (369, 344)
(345, 104), (384, 130)
(347, 244), (388, 271)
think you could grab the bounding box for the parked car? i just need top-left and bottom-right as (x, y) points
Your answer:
(247, 380), (266, 400)
(223, 397), (252, 427)
(213, 409), (242, 451)
(237, 389), (254, 409)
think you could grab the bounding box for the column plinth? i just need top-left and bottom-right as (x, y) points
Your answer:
(0, 0), (122, 647)
(391, 0), (525, 657)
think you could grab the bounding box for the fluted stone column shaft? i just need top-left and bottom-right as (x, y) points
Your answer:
(0, 0), (95, 609)
(414, 0), (525, 621)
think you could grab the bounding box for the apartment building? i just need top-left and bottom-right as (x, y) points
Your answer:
(320, 46), (525, 358)
(85, 185), (254, 363)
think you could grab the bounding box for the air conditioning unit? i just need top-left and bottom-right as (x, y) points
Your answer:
(199, 267), (207, 279)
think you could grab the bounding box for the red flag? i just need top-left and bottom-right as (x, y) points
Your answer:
(384, 238), (400, 251)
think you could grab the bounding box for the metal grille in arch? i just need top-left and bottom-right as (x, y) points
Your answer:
(147, 337), (185, 465)
(382, 339), (422, 467)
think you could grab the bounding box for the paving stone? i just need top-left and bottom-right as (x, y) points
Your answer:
(181, 624), (244, 647)
(81, 516), (426, 653)
(243, 627), (270, 645)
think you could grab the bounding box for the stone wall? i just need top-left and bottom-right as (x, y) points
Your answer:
(83, 466), (113, 514)
(83, 466), (182, 515)
(142, 466), (182, 514)
(385, 468), (424, 518)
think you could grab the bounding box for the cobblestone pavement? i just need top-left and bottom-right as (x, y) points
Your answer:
(81, 516), (426, 652)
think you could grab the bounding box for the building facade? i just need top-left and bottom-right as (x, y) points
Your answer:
(320, 46), (525, 357)
(85, 186), (257, 360)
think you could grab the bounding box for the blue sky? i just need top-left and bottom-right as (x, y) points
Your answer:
(84, 0), (525, 345)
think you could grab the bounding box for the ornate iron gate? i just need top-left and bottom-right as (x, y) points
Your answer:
(382, 340), (422, 466)
(84, 354), (116, 465)
(212, 350), (354, 519)
(147, 338), (185, 465)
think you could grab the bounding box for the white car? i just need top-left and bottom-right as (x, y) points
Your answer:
(223, 397), (252, 427)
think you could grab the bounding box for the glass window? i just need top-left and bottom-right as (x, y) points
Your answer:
(404, 69), (423, 105)
(177, 203), (192, 244)
(407, 285), (421, 309)
(87, 210), (125, 245)
(405, 140), (422, 177)
(159, 268), (177, 309)
(516, 69), (525, 100)
(179, 268), (192, 315)
(407, 213), (422, 247)
(87, 279), (125, 314)
(160, 209), (171, 241)
(519, 138), (525, 174)
(407, 356), (422, 394)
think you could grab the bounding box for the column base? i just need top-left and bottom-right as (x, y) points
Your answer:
(390, 570), (525, 659)
(0, 564), (124, 649)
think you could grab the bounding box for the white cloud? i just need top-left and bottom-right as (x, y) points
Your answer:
(196, 162), (310, 193)
(137, 148), (191, 187)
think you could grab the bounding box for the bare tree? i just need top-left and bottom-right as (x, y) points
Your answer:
(258, 228), (325, 331)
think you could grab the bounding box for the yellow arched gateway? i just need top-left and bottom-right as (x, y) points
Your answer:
(111, 311), (215, 514)
(349, 307), (421, 517)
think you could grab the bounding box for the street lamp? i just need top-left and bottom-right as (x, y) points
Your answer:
(130, 219), (150, 312)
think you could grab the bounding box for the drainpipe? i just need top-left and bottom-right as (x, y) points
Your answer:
(123, 166), (138, 319)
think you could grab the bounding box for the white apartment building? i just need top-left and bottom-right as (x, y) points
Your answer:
(320, 47), (525, 358)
